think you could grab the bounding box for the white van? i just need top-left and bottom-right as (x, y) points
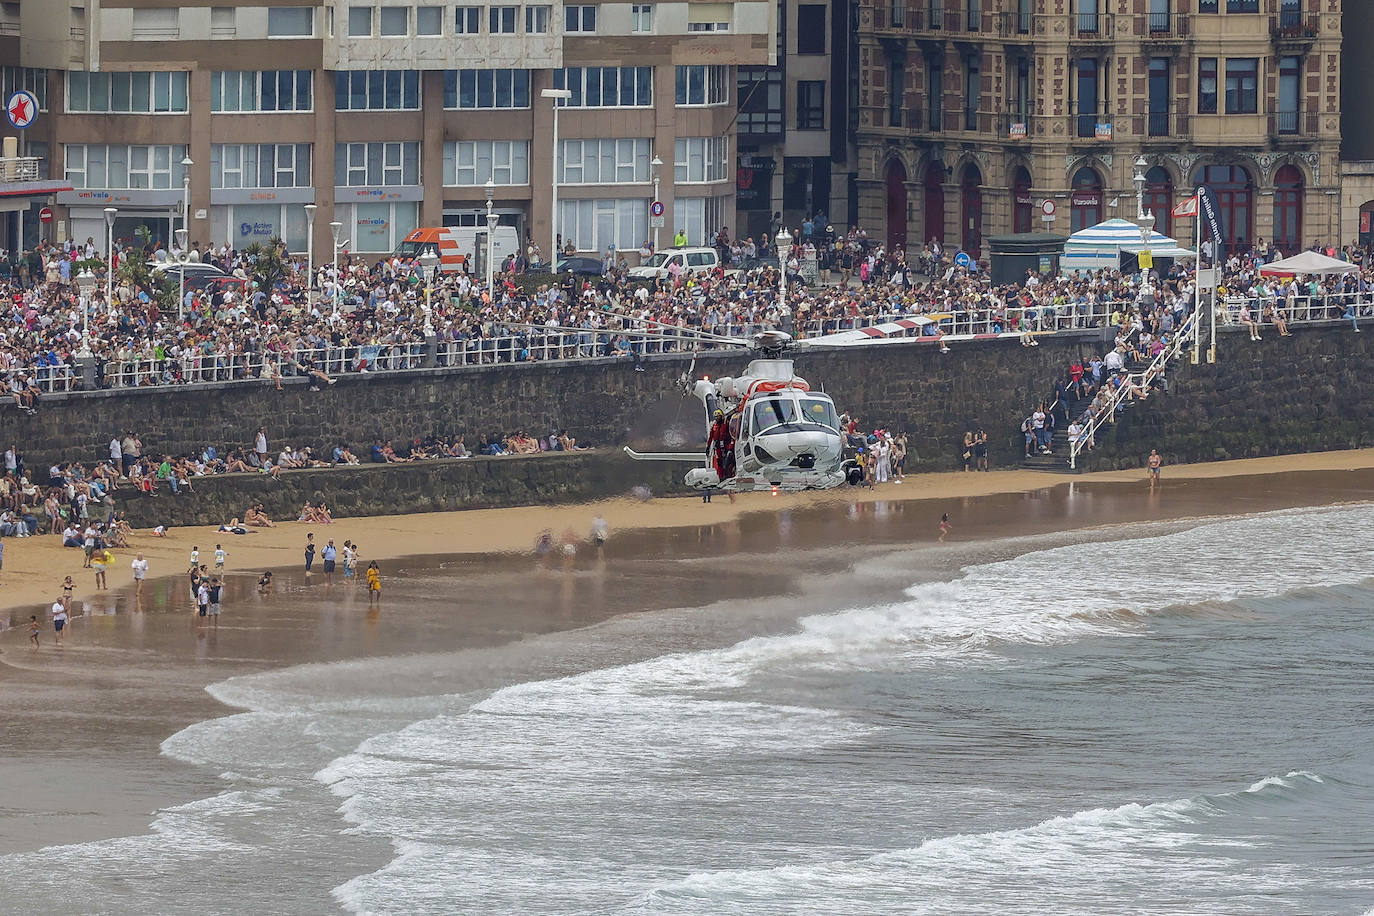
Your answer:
(626, 247), (720, 280)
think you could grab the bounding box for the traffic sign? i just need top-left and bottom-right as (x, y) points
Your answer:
(6, 90), (37, 130)
(954, 251), (973, 268)
(650, 200), (665, 217)
(1039, 198), (1056, 217)
(38, 206), (52, 224)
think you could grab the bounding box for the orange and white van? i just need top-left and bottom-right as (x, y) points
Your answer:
(395, 226), (521, 274)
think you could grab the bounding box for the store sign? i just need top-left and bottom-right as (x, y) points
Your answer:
(57, 189), (181, 206)
(240, 221), (276, 238)
(334, 185), (424, 202)
(1072, 193), (1100, 207)
(1009, 121), (1027, 139)
(1095, 122), (1113, 140)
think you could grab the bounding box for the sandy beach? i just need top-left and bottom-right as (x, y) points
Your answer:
(1, 448), (1373, 875)
(4, 447), (1374, 622)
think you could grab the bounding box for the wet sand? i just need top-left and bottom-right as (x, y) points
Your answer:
(2, 452), (1374, 856)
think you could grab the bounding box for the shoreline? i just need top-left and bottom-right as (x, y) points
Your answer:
(4, 446), (1374, 626)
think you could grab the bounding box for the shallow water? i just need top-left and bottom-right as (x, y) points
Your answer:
(2, 498), (1373, 914)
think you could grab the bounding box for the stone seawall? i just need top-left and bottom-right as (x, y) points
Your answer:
(111, 452), (690, 529)
(0, 332), (1109, 477)
(1080, 323), (1374, 470)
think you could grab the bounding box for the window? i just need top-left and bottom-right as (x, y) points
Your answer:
(335, 70), (421, 110)
(334, 142), (421, 186)
(1199, 0), (1217, 10)
(1277, 55), (1300, 133)
(347, 6), (372, 36)
(1147, 58), (1169, 136)
(687, 20), (729, 31)
(1198, 57), (1217, 113)
(1226, 0), (1257, 11)
(1224, 58), (1257, 114)
(64, 144), (188, 190)
(66, 71), (189, 113)
(964, 57), (979, 130)
(131, 8), (179, 38)
(631, 4), (654, 31)
(672, 196), (726, 248)
(211, 7), (236, 36)
(888, 60), (904, 128)
(674, 137), (729, 183)
(455, 7), (480, 32)
(737, 67), (783, 134)
(490, 6), (517, 32)
(526, 5), (550, 33)
(210, 144), (312, 188)
(674, 65), (729, 106)
(557, 198), (648, 253)
(416, 6), (443, 34)
(379, 6), (409, 35)
(268, 6), (314, 36)
(211, 71), (313, 112)
(557, 138), (651, 183)
(966, 0), (980, 29)
(555, 67), (653, 107)
(1, 67), (48, 111)
(796, 5), (825, 53)
(444, 140), (530, 185)
(565, 5), (596, 31)
(347, 201), (419, 253)
(443, 69), (532, 108)
(796, 80), (825, 129)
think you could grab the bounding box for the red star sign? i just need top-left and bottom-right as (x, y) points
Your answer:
(7, 94), (32, 128)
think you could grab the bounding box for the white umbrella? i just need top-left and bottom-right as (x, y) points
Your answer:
(1258, 250), (1359, 276)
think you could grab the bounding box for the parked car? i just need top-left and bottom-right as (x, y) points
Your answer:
(554, 257), (605, 276)
(150, 262), (228, 289)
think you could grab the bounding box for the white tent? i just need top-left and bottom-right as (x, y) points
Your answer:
(1061, 218), (1193, 273)
(1258, 250), (1359, 276)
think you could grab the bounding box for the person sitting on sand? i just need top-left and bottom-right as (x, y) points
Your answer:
(315, 502), (334, 524)
(245, 504), (275, 527)
(217, 518), (251, 535)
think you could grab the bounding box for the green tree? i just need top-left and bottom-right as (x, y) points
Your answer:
(243, 237), (288, 293)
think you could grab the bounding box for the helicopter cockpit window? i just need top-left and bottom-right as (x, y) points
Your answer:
(799, 398), (840, 431)
(751, 397), (798, 432)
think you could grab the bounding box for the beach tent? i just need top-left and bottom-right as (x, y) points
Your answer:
(1060, 218), (1193, 273)
(1257, 250), (1359, 276)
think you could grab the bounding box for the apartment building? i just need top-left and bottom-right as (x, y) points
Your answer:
(854, 0), (1342, 257)
(734, 0), (858, 240)
(0, 0), (775, 262)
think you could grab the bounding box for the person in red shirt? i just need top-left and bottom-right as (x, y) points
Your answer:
(707, 409), (735, 481)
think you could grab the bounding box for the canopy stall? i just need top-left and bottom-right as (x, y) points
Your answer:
(1061, 218), (1192, 273)
(1257, 251), (1359, 276)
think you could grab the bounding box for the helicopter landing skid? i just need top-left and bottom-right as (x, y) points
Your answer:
(710, 470), (846, 494)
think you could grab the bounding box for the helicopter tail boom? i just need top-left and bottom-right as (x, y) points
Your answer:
(623, 446), (707, 463)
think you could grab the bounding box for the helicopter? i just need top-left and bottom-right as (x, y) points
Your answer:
(622, 328), (864, 493)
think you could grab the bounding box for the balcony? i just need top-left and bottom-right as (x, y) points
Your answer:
(871, 5), (910, 33)
(1270, 13), (1319, 47)
(1143, 12), (1190, 41)
(1070, 11), (1114, 43)
(996, 10), (1032, 38)
(912, 4), (944, 32)
(0, 157), (41, 182)
(1268, 107), (1316, 141)
(1141, 110), (1189, 140)
(909, 107), (944, 132)
(1071, 104), (1113, 140)
(1000, 109), (1035, 140)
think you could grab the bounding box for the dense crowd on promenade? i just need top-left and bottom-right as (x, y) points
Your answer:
(3, 221), (1371, 407)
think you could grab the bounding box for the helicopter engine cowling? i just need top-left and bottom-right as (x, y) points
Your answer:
(684, 467), (722, 490)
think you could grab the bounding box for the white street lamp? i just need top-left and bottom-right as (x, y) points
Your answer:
(104, 206), (117, 315)
(484, 179), (498, 298)
(776, 227), (793, 305)
(650, 155), (663, 253)
(304, 202), (317, 311)
(174, 226), (189, 321)
(417, 250), (439, 337)
(541, 88), (573, 265)
(75, 268), (96, 358)
(329, 219), (344, 315)
(1132, 155), (1154, 283)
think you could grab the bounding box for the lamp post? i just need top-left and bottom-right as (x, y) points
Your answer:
(776, 227), (793, 305)
(1132, 155), (1154, 284)
(484, 179), (498, 296)
(304, 202), (317, 311)
(417, 250), (438, 337)
(541, 88), (573, 263)
(75, 268), (96, 358)
(650, 155), (663, 252)
(328, 219), (343, 315)
(104, 206), (117, 312)
(174, 226), (189, 321)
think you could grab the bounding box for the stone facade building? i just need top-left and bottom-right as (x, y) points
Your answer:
(854, 0), (1343, 257)
(0, 0), (775, 261)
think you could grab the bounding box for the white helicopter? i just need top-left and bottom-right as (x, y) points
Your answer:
(623, 329), (863, 493)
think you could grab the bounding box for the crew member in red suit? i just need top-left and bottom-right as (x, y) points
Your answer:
(707, 409), (735, 480)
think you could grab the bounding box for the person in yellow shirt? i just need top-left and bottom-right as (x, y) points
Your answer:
(365, 561), (381, 605)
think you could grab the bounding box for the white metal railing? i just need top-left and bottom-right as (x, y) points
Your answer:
(1068, 314), (1198, 469)
(0, 157), (40, 182)
(796, 300), (1124, 339)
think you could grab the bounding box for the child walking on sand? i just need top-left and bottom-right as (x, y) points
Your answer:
(365, 561), (381, 605)
(939, 512), (951, 543)
(29, 615), (39, 648)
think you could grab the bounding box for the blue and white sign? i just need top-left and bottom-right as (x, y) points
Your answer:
(954, 251), (973, 268)
(6, 90), (38, 130)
